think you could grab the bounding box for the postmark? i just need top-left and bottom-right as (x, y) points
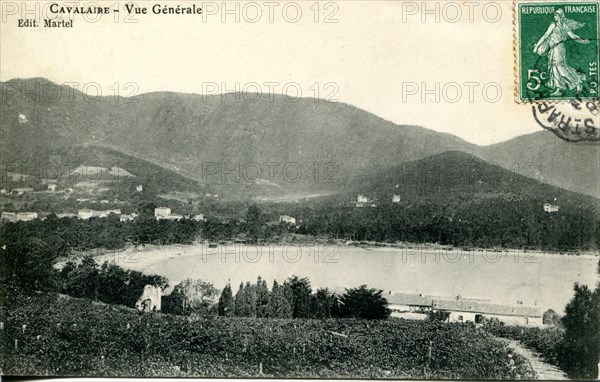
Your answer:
(531, 99), (600, 141)
(515, 1), (600, 102)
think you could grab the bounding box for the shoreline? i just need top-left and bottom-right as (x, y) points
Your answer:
(56, 239), (600, 270)
(57, 239), (600, 262)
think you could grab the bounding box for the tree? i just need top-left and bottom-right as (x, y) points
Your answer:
(311, 288), (334, 319)
(97, 262), (129, 305)
(218, 282), (234, 317)
(267, 280), (293, 318)
(427, 310), (450, 322)
(245, 281), (257, 318)
(234, 282), (248, 317)
(255, 276), (270, 318)
(0, 235), (63, 294)
(58, 261), (76, 294)
(66, 255), (99, 299)
(336, 285), (391, 320)
(163, 278), (218, 316)
(246, 204), (266, 243)
(542, 308), (561, 326)
(286, 275), (312, 318)
(558, 279), (600, 379)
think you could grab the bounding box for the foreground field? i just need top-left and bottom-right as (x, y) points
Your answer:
(1, 295), (536, 379)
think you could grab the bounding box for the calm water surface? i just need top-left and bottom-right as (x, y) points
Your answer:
(113, 244), (598, 313)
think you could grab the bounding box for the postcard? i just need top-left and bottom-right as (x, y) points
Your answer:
(0, 0), (599, 380)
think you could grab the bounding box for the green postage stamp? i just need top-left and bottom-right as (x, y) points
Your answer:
(516, 1), (600, 101)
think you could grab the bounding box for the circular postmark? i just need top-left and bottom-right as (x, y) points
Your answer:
(530, 99), (599, 142)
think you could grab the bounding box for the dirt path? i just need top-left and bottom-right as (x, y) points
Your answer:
(504, 339), (568, 380)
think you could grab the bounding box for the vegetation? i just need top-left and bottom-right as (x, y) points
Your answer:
(558, 281), (600, 379)
(58, 256), (168, 308)
(485, 260), (600, 380)
(291, 199), (600, 251)
(218, 276), (390, 320)
(484, 319), (564, 365)
(162, 279), (219, 317)
(2, 194), (598, 254)
(1, 294), (536, 379)
(427, 310), (451, 322)
(335, 285), (391, 320)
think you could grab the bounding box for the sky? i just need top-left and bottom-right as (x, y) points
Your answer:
(1, 0), (546, 145)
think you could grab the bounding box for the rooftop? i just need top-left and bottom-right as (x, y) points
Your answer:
(385, 293), (541, 317)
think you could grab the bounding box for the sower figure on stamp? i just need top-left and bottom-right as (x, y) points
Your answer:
(533, 9), (590, 96)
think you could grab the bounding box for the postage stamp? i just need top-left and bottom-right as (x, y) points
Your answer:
(515, 1), (600, 102)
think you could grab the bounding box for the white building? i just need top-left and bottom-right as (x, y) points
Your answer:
(356, 194), (369, 207)
(136, 185), (143, 192)
(48, 184), (57, 192)
(12, 188), (34, 195)
(385, 293), (542, 326)
(1, 212), (17, 222)
(192, 214), (205, 221)
(136, 285), (162, 312)
(78, 209), (122, 220)
(386, 293), (433, 315)
(392, 194), (401, 204)
(120, 214), (136, 222)
(56, 213), (77, 218)
(157, 214), (184, 221)
(154, 207), (172, 217)
(279, 215), (296, 225)
(543, 203), (559, 213)
(17, 212), (38, 221)
(433, 298), (542, 326)
(78, 209), (94, 220)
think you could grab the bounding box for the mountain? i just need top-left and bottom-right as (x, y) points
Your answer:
(1, 78), (598, 200)
(0, 78), (477, 195)
(38, 145), (206, 194)
(346, 151), (599, 208)
(482, 131), (600, 199)
(289, 152), (599, 251)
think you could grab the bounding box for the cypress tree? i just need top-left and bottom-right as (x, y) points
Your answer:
(256, 276), (270, 318)
(234, 282), (247, 317)
(268, 280), (293, 318)
(245, 281), (257, 318)
(286, 276), (312, 318)
(218, 282), (234, 317)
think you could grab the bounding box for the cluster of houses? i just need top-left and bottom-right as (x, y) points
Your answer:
(385, 292), (543, 326)
(77, 209), (140, 222)
(355, 194), (402, 208)
(1, 187), (34, 195)
(0, 212), (39, 222)
(0, 206), (206, 223)
(0, 185), (74, 196)
(1, 181), (146, 197)
(154, 207), (205, 222)
(0, 209), (136, 222)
